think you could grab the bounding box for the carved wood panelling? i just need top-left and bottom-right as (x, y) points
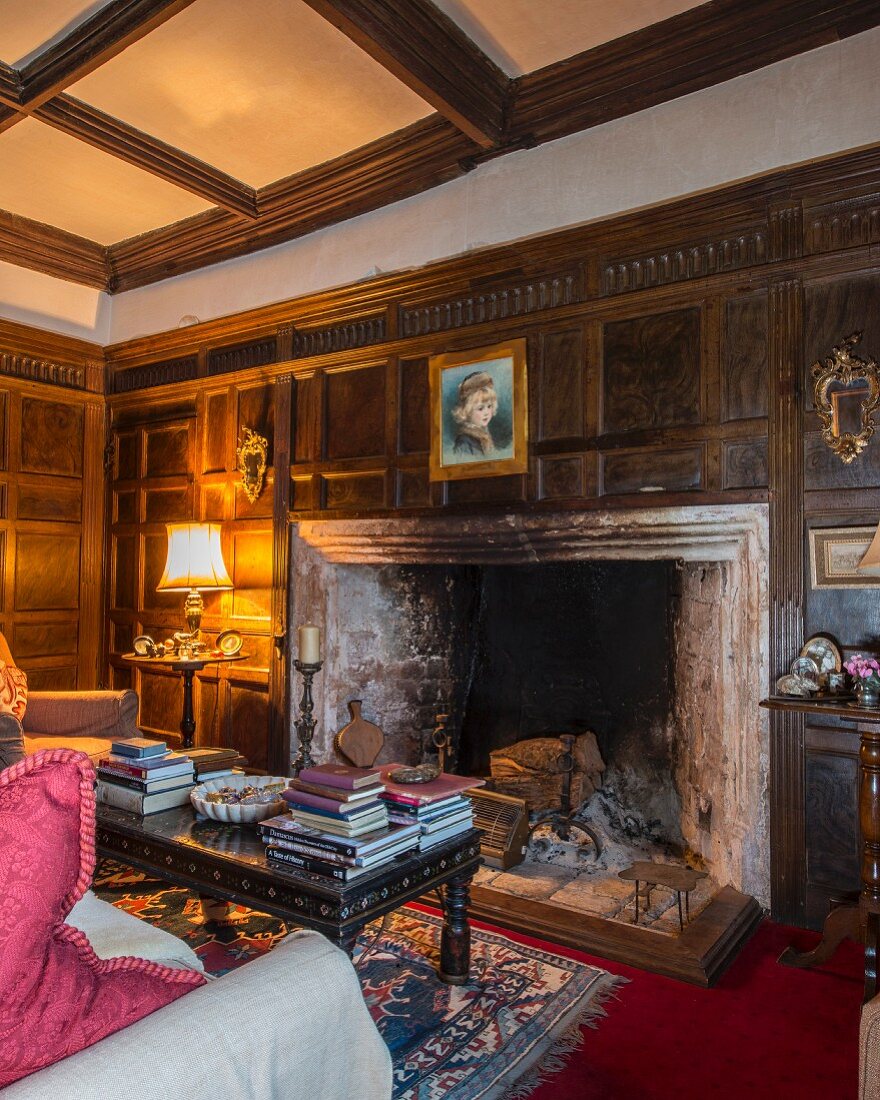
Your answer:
(804, 740), (859, 890)
(208, 338), (277, 376)
(238, 383), (275, 457)
(17, 480), (82, 522)
(325, 365), (386, 460)
(144, 421), (192, 478)
(722, 439), (768, 491)
(293, 316), (386, 358)
(113, 356), (198, 394)
(396, 468), (431, 509)
(322, 472), (388, 511)
(536, 328), (586, 442)
(14, 532), (80, 610)
(602, 309), (701, 434)
(601, 445), (704, 496)
(538, 455), (586, 501)
(602, 229), (769, 295)
(804, 193), (880, 255)
(768, 278), (805, 926)
(20, 398), (84, 475)
(398, 358), (430, 455)
(0, 351), (86, 389)
(722, 292), (769, 422)
(400, 272), (581, 337)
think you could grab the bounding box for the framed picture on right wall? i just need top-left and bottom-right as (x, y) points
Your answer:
(809, 526), (879, 588)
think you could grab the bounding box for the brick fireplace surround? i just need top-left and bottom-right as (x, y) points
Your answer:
(290, 503), (770, 911)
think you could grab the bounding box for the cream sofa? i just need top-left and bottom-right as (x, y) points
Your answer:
(3, 890), (393, 1099)
(0, 632), (141, 770)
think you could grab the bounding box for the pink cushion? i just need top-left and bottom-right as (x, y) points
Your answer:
(0, 748), (205, 1088)
(0, 660), (27, 721)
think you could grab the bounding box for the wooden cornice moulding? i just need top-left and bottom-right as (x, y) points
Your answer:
(301, 0), (509, 148)
(35, 97), (259, 219)
(508, 0), (880, 147)
(0, 208), (108, 289)
(105, 117), (478, 291)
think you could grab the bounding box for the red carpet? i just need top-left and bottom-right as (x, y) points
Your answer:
(472, 917), (861, 1100)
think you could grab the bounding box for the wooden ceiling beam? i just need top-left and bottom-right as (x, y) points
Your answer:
(36, 97), (259, 219)
(0, 208), (108, 289)
(301, 0), (509, 148)
(16, 0), (198, 109)
(106, 117), (477, 291)
(508, 0), (880, 145)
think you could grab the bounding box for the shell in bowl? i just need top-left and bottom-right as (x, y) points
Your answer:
(191, 774), (288, 824)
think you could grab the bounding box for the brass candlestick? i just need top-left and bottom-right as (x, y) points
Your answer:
(293, 660), (322, 775)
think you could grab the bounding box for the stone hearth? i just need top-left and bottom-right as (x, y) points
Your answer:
(290, 505), (769, 909)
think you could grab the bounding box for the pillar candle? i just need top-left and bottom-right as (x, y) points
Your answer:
(298, 623), (321, 664)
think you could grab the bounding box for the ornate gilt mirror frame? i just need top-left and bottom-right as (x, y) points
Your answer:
(812, 332), (880, 464)
(236, 427), (268, 502)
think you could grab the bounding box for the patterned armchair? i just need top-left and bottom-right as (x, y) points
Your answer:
(0, 633), (140, 770)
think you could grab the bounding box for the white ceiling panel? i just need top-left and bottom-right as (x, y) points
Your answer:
(0, 118), (210, 242)
(0, 0), (110, 66)
(71, 0), (433, 188)
(434, 0), (707, 76)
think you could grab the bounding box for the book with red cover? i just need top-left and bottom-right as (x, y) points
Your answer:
(281, 788), (382, 817)
(378, 766), (485, 807)
(297, 763), (381, 791)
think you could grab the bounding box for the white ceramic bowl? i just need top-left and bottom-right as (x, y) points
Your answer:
(190, 774), (287, 824)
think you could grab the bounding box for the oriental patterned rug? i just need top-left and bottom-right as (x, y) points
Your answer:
(93, 858), (625, 1100)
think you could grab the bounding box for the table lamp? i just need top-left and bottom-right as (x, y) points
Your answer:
(157, 522), (232, 641)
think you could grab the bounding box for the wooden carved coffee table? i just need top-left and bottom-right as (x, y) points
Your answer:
(95, 804), (482, 983)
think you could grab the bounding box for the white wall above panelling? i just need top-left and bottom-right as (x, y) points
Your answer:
(106, 28), (880, 346)
(0, 261), (109, 343)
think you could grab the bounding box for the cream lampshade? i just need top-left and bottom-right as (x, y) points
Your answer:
(157, 523), (233, 637)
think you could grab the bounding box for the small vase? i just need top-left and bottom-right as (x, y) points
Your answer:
(856, 683), (880, 709)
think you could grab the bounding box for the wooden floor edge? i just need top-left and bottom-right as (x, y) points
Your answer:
(468, 883), (763, 987)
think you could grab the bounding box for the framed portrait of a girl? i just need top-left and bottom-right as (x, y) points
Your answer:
(428, 338), (528, 481)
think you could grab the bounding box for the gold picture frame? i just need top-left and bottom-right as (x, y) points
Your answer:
(429, 338), (528, 482)
(809, 526), (880, 588)
(236, 427), (268, 503)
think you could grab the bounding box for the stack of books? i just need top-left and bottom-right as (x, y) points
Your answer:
(379, 767), (484, 851)
(279, 763), (389, 837)
(187, 746), (244, 782)
(258, 815), (420, 882)
(96, 738), (195, 815)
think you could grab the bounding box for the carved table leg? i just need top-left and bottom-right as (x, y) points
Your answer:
(331, 926), (362, 960)
(440, 872), (473, 985)
(180, 667), (197, 749)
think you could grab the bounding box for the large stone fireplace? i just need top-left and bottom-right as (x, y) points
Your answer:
(289, 504), (770, 912)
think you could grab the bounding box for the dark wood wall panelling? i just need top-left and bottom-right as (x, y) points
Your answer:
(107, 366), (285, 772)
(98, 146), (880, 925)
(0, 321), (104, 689)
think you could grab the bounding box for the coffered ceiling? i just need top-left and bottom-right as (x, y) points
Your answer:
(0, 0), (876, 294)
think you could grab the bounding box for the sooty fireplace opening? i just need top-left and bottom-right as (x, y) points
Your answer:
(455, 561), (678, 845)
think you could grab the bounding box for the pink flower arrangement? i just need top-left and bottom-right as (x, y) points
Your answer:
(845, 654), (880, 685)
